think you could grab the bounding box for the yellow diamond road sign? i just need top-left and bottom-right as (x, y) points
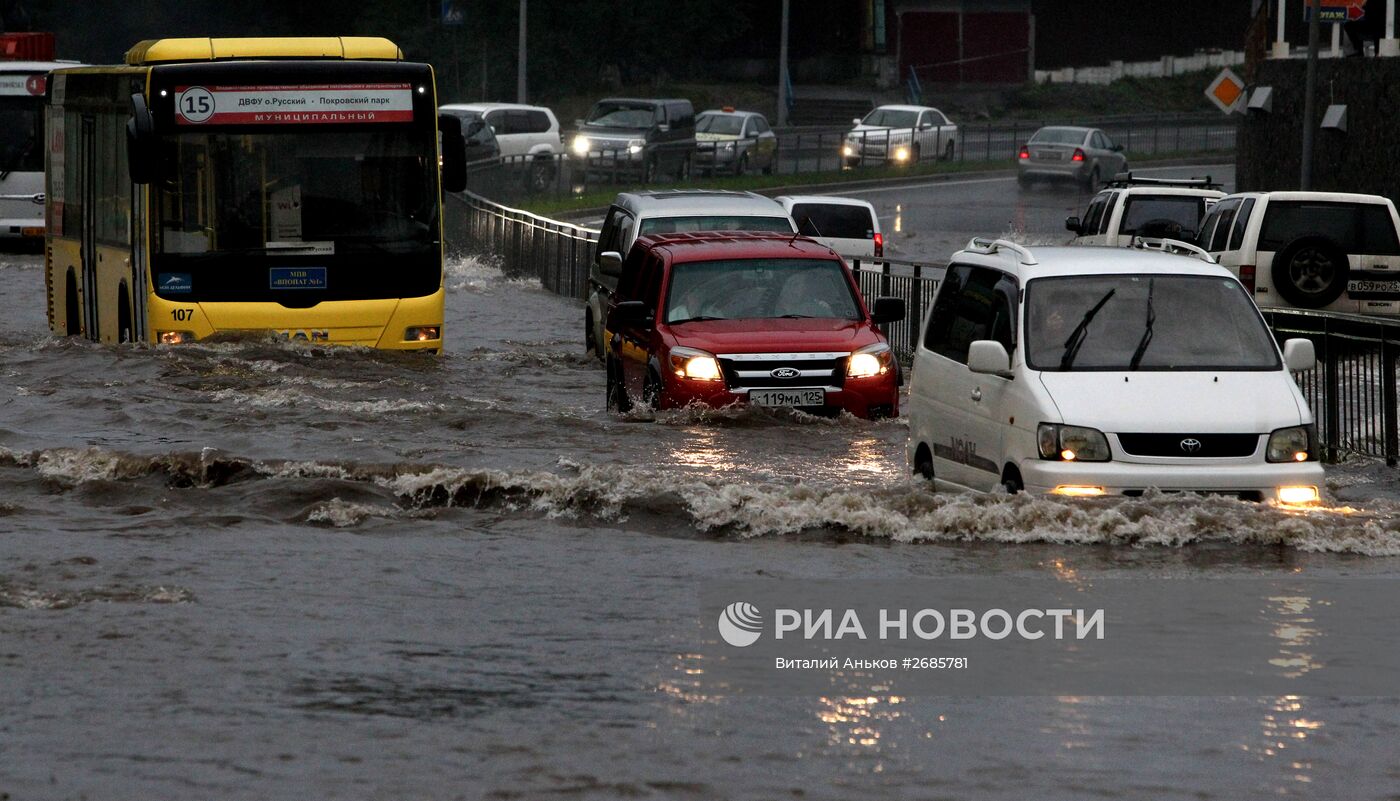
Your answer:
(1205, 67), (1246, 115)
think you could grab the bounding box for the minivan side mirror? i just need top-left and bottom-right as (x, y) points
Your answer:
(967, 340), (1013, 377)
(1283, 338), (1317, 372)
(437, 114), (468, 193)
(126, 92), (157, 185)
(1065, 215), (1082, 234)
(871, 296), (906, 324)
(610, 300), (653, 327)
(598, 251), (623, 277)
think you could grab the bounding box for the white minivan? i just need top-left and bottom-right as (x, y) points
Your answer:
(776, 195), (883, 259)
(906, 239), (1325, 504)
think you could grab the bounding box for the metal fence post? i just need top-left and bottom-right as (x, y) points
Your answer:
(1385, 330), (1399, 467)
(1324, 321), (1341, 463)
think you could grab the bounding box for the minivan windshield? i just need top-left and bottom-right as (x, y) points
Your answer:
(587, 102), (657, 128)
(791, 203), (874, 240)
(665, 258), (861, 323)
(638, 215), (794, 236)
(1025, 274), (1280, 371)
(1119, 196), (1209, 235)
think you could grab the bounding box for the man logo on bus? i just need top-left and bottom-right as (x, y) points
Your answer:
(177, 87), (216, 124)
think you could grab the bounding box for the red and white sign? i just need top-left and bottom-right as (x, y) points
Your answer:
(173, 83), (415, 126)
(0, 72), (46, 96)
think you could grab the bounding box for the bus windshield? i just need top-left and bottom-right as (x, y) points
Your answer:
(155, 129), (436, 256)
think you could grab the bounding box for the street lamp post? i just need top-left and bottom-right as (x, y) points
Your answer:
(1300, 0), (1322, 189)
(777, 0), (790, 127)
(517, 0), (528, 103)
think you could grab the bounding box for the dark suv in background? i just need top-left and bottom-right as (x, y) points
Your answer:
(570, 98), (696, 182)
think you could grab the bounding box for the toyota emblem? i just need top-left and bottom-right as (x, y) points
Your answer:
(770, 367), (800, 379)
(1179, 438), (1203, 454)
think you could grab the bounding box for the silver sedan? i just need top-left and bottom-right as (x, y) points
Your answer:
(1017, 126), (1128, 192)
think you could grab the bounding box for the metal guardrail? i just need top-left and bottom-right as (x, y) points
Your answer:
(452, 192), (1400, 466)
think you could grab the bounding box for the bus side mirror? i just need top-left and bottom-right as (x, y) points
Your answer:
(126, 93), (157, 185)
(438, 114), (468, 193)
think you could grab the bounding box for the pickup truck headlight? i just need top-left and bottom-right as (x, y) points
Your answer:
(1267, 425), (1317, 462)
(847, 343), (893, 378)
(627, 138), (645, 154)
(1038, 424), (1112, 462)
(669, 346), (722, 381)
(571, 135), (591, 156)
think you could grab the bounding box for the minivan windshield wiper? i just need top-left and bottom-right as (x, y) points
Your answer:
(1128, 279), (1156, 370)
(1058, 288), (1116, 371)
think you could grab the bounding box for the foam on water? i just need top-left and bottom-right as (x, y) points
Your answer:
(6, 445), (1400, 556)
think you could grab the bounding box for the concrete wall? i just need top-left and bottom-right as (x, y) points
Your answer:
(1237, 57), (1400, 199)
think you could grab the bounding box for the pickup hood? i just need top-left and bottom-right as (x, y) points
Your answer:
(1037, 371), (1306, 433)
(663, 318), (880, 355)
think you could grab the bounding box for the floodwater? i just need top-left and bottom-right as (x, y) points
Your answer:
(4, 246), (1400, 800)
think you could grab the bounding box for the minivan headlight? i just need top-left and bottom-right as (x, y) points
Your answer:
(1038, 424), (1111, 462)
(1267, 424), (1317, 463)
(669, 346), (722, 381)
(847, 343), (894, 378)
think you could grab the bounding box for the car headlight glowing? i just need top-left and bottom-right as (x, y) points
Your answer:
(1038, 423), (1111, 462)
(1267, 425), (1316, 463)
(847, 344), (893, 378)
(627, 138), (645, 155)
(842, 144), (855, 157)
(157, 330), (195, 345)
(571, 135), (591, 156)
(404, 325), (441, 342)
(669, 346), (722, 381)
(718, 141), (736, 150)
(893, 146), (910, 162)
(1278, 485), (1321, 505)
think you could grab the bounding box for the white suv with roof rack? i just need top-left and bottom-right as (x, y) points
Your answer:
(906, 237), (1323, 504)
(1067, 173), (1225, 247)
(1198, 191), (1400, 315)
(438, 102), (562, 190)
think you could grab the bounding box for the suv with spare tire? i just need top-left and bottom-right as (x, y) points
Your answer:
(1200, 191), (1400, 315)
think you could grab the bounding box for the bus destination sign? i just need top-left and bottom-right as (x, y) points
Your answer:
(173, 83), (415, 126)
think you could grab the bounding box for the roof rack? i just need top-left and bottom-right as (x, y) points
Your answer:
(964, 237), (1038, 265)
(1105, 172), (1223, 190)
(1130, 236), (1217, 263)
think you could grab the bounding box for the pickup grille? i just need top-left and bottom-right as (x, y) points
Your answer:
(718, 352), (847, 391)
(1116, 433), (1262, 458)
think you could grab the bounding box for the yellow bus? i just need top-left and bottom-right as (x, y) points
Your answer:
(44, 37), (467, 350)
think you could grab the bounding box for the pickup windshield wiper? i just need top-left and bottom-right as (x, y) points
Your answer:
(669, 315), (727, 324)
(1128, 279), (1156, 370)
(1058, 288), (1116, 371)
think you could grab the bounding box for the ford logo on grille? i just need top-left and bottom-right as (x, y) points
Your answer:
(770, 367), (800, 379)
(1179, 438), (1203, 454)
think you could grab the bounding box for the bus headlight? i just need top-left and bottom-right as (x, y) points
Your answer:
(405, 326), (441, 342)
(1267, 425), (1316, 462)
(571, 135), (591, 156)
(847, 343), (893, 378)
(1038, 424), (1111, 462)
(669, 346), (722, 381)
(157, 330), (195, 345)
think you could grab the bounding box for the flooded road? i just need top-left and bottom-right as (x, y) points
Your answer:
(4, 229), (1400, 798)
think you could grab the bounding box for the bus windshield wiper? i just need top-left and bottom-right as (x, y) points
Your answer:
(1058, 288), (1116, 371)
(1128, 279), (1155, 371)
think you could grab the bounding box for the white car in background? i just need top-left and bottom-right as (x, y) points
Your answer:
(439, 102), (562, 190)
(776, 195), (883, 259)
(906, 238), (1323, 504)
(844, 105), (958, 167)
(1068, 175), (1224, 246)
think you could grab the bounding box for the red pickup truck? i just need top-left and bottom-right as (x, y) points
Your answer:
(604, 231), (904, 418)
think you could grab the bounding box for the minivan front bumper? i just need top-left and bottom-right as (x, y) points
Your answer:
(1020, 459), (1326, 503)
